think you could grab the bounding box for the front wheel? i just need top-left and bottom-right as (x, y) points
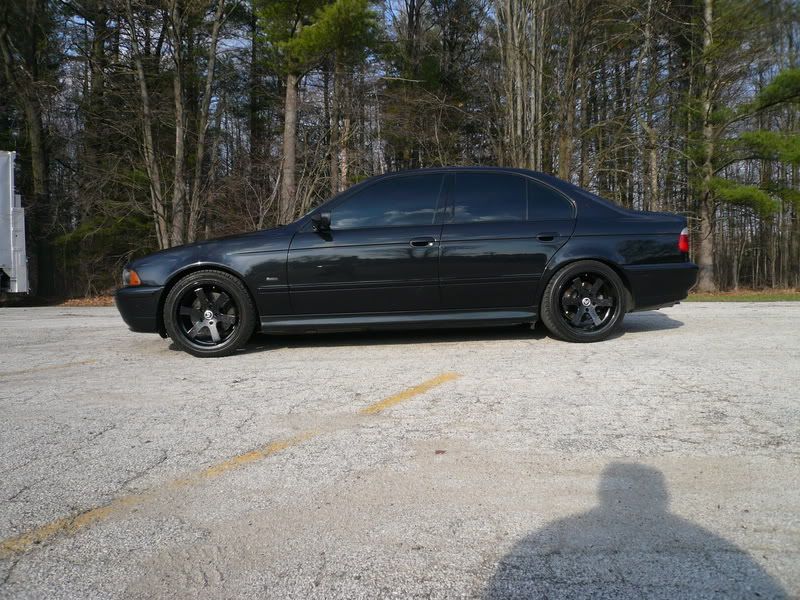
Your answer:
(539, 261), (627, 343)
(163, 270), (256, 357)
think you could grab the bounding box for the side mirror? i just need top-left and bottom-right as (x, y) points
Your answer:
(311, 211), (331, 232)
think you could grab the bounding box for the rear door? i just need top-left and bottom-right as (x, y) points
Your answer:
(439, 172), (575, 309)
(287, 173), (445, 315)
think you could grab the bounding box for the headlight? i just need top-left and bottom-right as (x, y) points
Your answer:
(122, 268), (141, 286)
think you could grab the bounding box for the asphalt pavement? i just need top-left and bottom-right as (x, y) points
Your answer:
(0, 303), (798, 598)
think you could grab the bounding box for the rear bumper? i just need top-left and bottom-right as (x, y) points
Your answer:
(623, 262), (698, 311)
(115, 285), (163, 333)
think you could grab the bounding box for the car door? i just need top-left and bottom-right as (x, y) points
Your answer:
(439, 172), (575, 309)
(287, 173), (446, 315)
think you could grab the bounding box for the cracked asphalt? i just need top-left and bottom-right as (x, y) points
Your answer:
(0, 303), (798, 599)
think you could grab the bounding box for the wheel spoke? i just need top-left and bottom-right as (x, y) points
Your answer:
(213, 292), (231, 312)
(595, 297), (613, 307)
(218, 313), (236, 326)
(570, 277), (584, 294)
(562, 294), (580, 307)
(587, 306), (603, 326)
(589, 278), (604, 296)
(195, 288), (210, 309)
(208, 323), (221, 343)
(571, 306), (585, 326)
(187, 321), (204, 339)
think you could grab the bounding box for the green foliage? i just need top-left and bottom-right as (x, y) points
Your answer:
(286, 0), (378, 66)
(256, 0), (327, 72)
(257, 0), (377, 73)
(257, 0), (326, 44)
(55, 215), (155, 293)
(709, 177), (779, 216)
(753, 68), (800, 110)
(738, 131), (800, 165)
(770, 186), (800, 209)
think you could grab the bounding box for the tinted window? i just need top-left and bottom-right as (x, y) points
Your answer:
(331, 175), (443, 229)
(452, 173), (526, 223)
(528, 180), (574, 220)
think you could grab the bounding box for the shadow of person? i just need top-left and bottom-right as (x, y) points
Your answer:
(484, 463), (787, 599)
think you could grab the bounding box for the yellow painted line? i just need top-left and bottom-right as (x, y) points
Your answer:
(360, 372), (460, 415)
(176, 430), (319, 484)
(0, 431), (316, 560)
(0, 431), (317, 559)
(0, 360), (97, 378)
(0, 495), (145, 559)
(0, 372), (460, 558)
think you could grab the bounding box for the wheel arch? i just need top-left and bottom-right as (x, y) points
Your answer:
(539, 256), (634, 312)
(156, 263), (260, 336)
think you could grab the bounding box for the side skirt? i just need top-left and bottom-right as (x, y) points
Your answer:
(260, 309), (537, 334)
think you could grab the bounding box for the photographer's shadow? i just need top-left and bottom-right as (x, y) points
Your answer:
(485, 463), (787, 599)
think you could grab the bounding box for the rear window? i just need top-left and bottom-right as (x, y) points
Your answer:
(527, 180), (574, 220)
(452, 173), (526, 223)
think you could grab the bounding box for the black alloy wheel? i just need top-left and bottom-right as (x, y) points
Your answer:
(163, 270), (256, 357)
(559, 272), (616, 331)
(540, 260), (626, 342)
(176, 284), (238, 346)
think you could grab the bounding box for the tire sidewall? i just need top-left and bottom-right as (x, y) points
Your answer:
(164, 271), (255, 357)
(542, 261), (626, 343)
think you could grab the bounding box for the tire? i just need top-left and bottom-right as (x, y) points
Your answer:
(163, 269), (256, 357)
(540, 260), (627, 343)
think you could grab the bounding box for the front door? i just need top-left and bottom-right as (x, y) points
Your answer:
(439, 171), (575, 309)
(288, 173), (446, 315)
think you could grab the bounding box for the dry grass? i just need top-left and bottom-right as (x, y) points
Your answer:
(687, 289), (800, 302)
(59, 295), (115, 307)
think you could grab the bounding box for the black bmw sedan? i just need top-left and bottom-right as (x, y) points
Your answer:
(116, 168), (698, 357)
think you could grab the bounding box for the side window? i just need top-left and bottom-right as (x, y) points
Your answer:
(452, 173), (526, 223)
(330, 174), (443, 229)
(528, 180), (574, 220)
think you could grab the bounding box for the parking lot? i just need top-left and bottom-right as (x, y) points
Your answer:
(0, 303), (798, 598)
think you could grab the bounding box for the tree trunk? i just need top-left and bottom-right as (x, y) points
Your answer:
(171, 65), (186, 247)
(279, 72), (299, 223)
(126, 0), (168, 249)
(330, 58), (340, 194)
(340, 62), (350, 190)
(186, 0), (225, 243)
(696, 0), (717, 292)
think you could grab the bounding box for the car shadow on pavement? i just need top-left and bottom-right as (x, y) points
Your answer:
(169, 311), (684, 354)
(621, 310), (684, 335)
(244, 311), (682, 351)
(483, 462), (787, 599)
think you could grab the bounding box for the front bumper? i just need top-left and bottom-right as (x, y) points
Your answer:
(623, 262), (698, 311)
(115, 285), (163, 333)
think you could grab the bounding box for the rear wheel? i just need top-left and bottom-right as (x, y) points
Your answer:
(163, 270), (256, 357)
(540, 260), (626, 343)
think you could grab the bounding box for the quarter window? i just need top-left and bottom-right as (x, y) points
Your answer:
(528, 180), (574, 220)
(452, 173), (526, 223)
(330, 174), (443, 229)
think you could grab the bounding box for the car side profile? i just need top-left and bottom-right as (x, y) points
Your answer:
(115, 168), (698, 357)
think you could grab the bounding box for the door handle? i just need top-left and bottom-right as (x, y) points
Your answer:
(536, 232), (558, 242)
(409, 237), (437, 247)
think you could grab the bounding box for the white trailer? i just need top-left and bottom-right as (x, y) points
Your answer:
(0, 151), (28, 294)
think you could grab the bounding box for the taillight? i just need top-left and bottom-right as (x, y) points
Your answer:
(678, 227), (689, 253)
